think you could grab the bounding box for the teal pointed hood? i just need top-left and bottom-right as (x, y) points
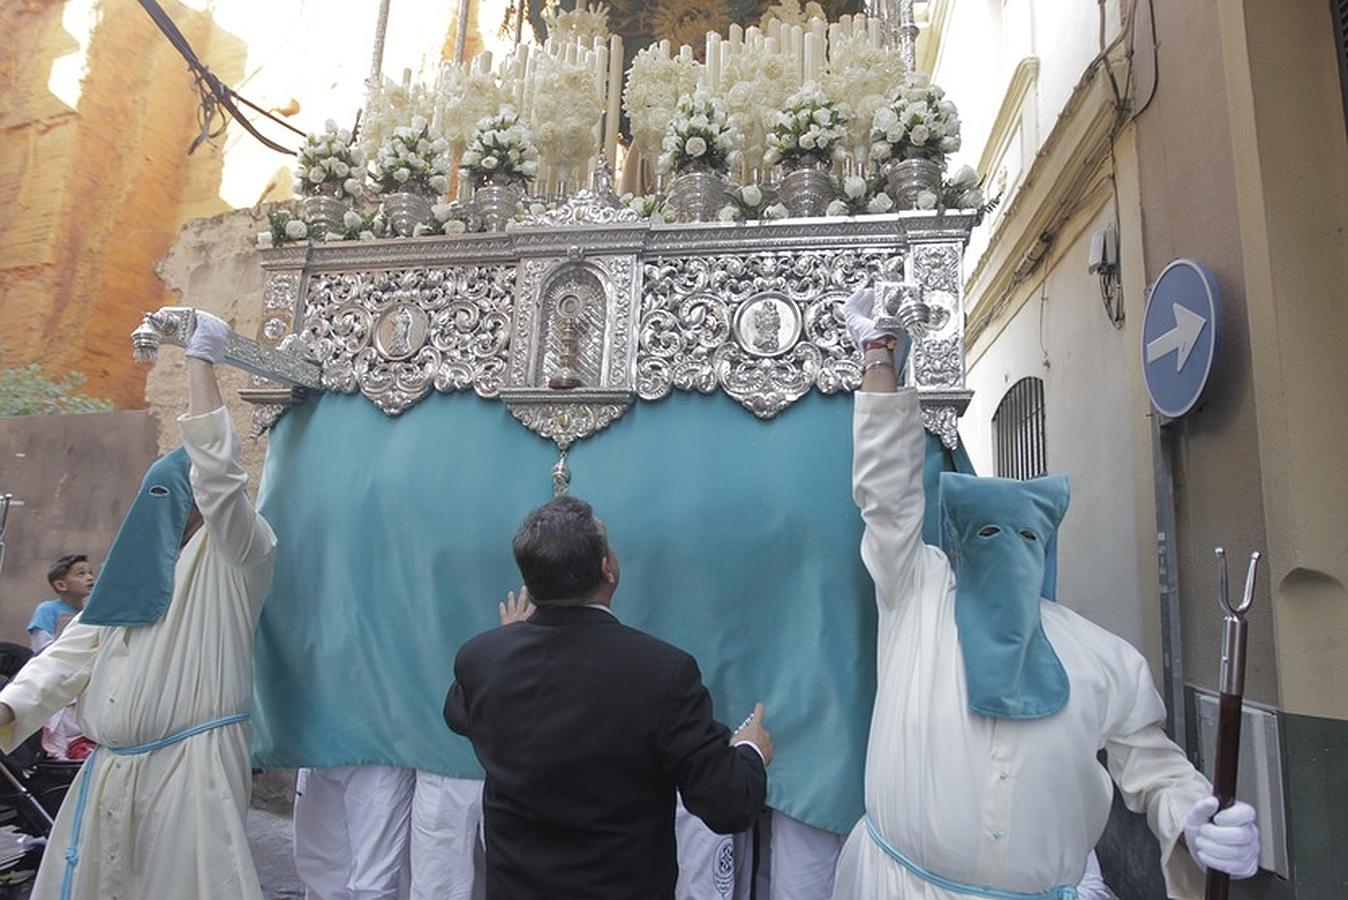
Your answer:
(81, 447), (193, 628)
(939, 472), (1071, 719)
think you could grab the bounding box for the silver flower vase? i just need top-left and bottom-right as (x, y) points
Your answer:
(473, 179), (524, 232)
(778, 161), (837, 218)
(383, 191), (435, 237)
(301, 187), (349, 238)
(885, 157), (944, 210)
(668, 170), (727, 223)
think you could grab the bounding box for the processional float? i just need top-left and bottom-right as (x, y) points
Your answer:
(129, 2), (980, 838)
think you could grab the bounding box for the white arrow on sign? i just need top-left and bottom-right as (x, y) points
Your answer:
(1146, 303), (1208, 372)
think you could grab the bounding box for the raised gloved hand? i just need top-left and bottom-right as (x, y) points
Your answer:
(1184, 796), (1260, 879)
(844, 287), (911, 371)
(185, 310), (231, 364)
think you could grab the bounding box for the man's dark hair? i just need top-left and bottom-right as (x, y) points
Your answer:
(47, 554), (88, 590)
(512, 496), (607, 604)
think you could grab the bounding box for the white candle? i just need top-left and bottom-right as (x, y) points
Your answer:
(746, 26), (761, 45)
(708, 33), (722, 91)
(868, 18), (881, 48)
(660, 39), (670, 58)
(604, 34), (623, 164)
(765, 36), (778, 55)
(804, 32), (820, 83)
(729, 23), (743, 45)
(679, 44), (693, 61)
(790, 25), (804, 81)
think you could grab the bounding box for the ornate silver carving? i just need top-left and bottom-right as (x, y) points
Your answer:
(264, 272), (300, 311)
(514, 187), (641, 228)
(922, 405), (961, 451)
(504, 390), (633, 450)
(300, 266), (514, 414)
(637, 251), (888, 417)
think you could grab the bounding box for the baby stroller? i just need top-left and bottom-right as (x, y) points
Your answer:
(0, 641), (82, 897)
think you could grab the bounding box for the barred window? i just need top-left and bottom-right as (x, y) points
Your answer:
(993, 377), (1047, 480)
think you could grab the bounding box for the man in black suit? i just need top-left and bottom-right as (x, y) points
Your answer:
(444, 495), (773, 899)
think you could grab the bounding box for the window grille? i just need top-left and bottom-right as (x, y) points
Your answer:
(992, 377), (1047, 480)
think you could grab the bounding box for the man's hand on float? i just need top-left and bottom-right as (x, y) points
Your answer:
(845, 287), (907, 393)
(499, 587), (536, 626)
(731, 702), (774, 766)
(843, 287), (899, 348)
(185, 310), (231, 365)
(1184, 796), (1260, 878)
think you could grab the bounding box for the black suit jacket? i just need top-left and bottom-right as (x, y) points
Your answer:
(444, 605), (767, 900)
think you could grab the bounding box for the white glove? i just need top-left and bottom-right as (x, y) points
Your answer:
(185, 310), (230, 364)
(1184, 796), (1260, 879)
(843, 287), (899, 347)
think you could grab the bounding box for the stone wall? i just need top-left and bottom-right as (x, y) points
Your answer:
(0, 409), (159, 642)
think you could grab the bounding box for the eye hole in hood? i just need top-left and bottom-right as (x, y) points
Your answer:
(977, 525), (1001, 538)
(1019, 529), (1038, 542)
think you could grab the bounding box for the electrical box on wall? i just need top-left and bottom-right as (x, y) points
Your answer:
(1088, 227), (1118, 274)
(1195, 690), (1289, 877)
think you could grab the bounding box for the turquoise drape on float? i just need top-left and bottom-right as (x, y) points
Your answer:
(253, 388), (966, 835)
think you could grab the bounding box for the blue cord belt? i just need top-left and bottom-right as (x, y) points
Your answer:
(59, 712), (251, 900)
(864, 815), (1077, 900)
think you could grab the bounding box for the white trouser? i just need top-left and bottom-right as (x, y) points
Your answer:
(294, 765), (415, 900)
(409, 772), (483, 900)
(1075, 850), (1117, 900)
(675, 796), (753, 899)
(769, 810), (845, 900)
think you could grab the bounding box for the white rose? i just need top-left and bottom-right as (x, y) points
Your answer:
(826, 199), (850, 217)
(394, 167), (411, 183)
(337, 128), (352, 143)
(411, 115), (428, 132)
(843, 175), (867, 199)
(431, 202), (453, 222)
(885, 125), (904, 143)
(873, 108), (899, 131)
(430, 175), (448, 192)
(799, 132), (817, 150)
(718, 205), (738, 222)
(868, 192), (896, 213)
(343, 210), (364, 229)
(482, 156), (499, 170)
(939, 136), (961, 153)
(740, 184), (762, 206)
(813, 108), (832, 126)
(690, 114), (709, 129)
(763, 147), (783, 165)
(796, 110), (811, 126)
(915, 190), (938, 210)
(343, 178), (363, 197)
(324, 118), (338, 131)
(323, 231), (344, 242)
(307, 166), (326, 183)
(871, 142), (892, 161)
(442, 219), (467, 234)
(951, 164), (978, 189)
(520, 160), (539, 176)
(256, 231), (274, 248)
(284, 219), (308, 239)
(685, 136), (707, 157)
(461, 150), (481, 166)
(910, 125), (930, 146)
(360, 229), (377, 240)
(292, 179), (305, 194)
(764, 202), (789, 219)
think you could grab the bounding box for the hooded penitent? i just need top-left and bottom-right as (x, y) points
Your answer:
(81, 448), (193, 628)
(939, 472), (1071, 719)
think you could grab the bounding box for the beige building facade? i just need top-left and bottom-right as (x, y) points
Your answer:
(925, 0), (1347, 895)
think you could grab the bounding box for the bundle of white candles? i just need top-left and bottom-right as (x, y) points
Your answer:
(434, 11), (899, 199)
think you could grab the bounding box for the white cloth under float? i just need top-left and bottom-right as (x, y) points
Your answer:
(293, 764), (483, 899)
(832, 391), (1211, 900)
(0, 407), (276, 900)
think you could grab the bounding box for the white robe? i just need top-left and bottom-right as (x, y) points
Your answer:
(0, 407), (276, 900)
(832, 391), (1211, 900)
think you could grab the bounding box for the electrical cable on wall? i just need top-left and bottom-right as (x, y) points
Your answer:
(136, 0), (306, 156)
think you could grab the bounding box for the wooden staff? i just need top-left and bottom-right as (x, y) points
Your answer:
(1206, 547), (1260, 900)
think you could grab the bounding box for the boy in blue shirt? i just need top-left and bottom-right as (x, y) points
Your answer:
(26, 554), (97, 758)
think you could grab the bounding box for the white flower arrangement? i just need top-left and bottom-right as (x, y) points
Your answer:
(826, 173), (895, 217)
(720, 42), (797, 172)
(529, 52), (606, 173)
(717, 183), (788, 222)
(622, 47), (702, 164)
(764, 83), (849, 169)
(870, 76), (962, 163)
(460, 107), (539, 187)
(820, 29), (907, 164)
(657, 88), (741, 176)
(932, 164), (1000, 223)
(436, 64), (513, 157)
(619, 192), (671, 224)
(759, 0), (827, 28)
(294, 120), (366, 200)
(360, 79), (436, 166)
(259, 208), (309, 248)
(371, 116), (451, 197)
(542, 1), (610, 45)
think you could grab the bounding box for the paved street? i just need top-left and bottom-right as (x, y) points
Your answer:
(247, 807), (304, 900)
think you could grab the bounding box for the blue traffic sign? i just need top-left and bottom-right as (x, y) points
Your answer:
(1141, 258), (1223, 418)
